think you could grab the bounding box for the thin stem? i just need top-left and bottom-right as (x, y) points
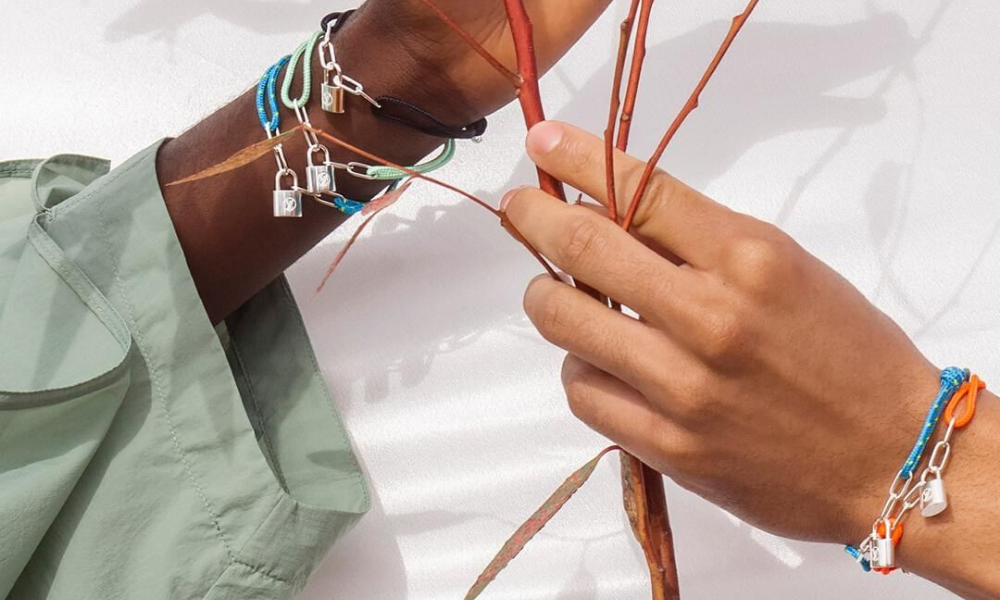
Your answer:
(616, 0), (655, 151)
(501, 0), (566, 201)
(316, 201), (388, 294)
(622, 0), (760, 232)
(310, 125), (497, 215)
(623, 456), (680, 600)
(309, 125), (558, 279)
(414, 0), (522, 88)
(604, 0), (641, 223)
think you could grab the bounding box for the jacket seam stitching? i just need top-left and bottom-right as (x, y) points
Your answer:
(92, 185), (238, 563)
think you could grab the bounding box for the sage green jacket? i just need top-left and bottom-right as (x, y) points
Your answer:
(0, 143), (370, 599)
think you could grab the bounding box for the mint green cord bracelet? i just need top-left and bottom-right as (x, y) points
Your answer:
(365, 139), (456, 180)
(281, 31), (323, 110)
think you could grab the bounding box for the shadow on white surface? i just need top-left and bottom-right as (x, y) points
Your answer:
(283, 5), (966, 600)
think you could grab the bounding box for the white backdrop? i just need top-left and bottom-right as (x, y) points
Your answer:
(3, 1), (998, 598)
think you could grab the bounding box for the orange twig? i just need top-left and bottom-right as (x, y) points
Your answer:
(602, 4), (680, 599)
(622, 0), (760, 231)
(604, 0), (641, 223)
(501, 0), (567, 201)
(309, 125), (558, 279)
(616, 0), (656, 151)
(309, 125), (497, 216)
(413, 0), (521, 88)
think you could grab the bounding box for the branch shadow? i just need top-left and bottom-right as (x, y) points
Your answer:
(288, 8), (969, 600)
(102, 0), (333, 43)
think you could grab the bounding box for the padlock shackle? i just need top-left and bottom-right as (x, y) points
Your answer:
(275, 168), (298, 190)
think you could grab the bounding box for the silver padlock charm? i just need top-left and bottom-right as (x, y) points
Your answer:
(273, 169), (303, 218)
(921, 476), (949, 518)
(306, 146), (337, 195)
(871, 519), (896, 570)
(322, 82), (345, 114)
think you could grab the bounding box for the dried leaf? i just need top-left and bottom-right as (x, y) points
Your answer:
(315, 182), (412, 294)
(166, 127), (301, 186)
(464, 446), (621, 600)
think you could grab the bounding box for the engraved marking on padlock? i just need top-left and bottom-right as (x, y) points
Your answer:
(871, 519), (896, 570)
(920, 476), (948, 518)
(322, 82), (345, 114)
(872, 536), (895, 570)
(273, 169), (303, 218)
(306, 146), (337, 195)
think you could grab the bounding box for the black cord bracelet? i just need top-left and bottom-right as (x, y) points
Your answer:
(371, 96), (488, 140)
(320, 10), (354, 35)
(318, 10), (489, 141)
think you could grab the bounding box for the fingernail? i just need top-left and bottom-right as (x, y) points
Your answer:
(526, 121), (563, 156)
(500, 188), (518, 212)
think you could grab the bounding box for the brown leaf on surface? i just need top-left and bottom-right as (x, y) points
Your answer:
(464, 446), (621, 600)
(165, 127), (302, 186)
(315, 182), (412, 294)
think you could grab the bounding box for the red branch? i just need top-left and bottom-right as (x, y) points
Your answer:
(309, 126), (558, 279)
(604, 0), (641, 223)
(622, 0), (760, 231)
(414, 0), (521, 88)
(501, 0), (567, 201)
(617, 0), (655, 151)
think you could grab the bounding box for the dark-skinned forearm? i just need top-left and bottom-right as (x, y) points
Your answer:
(155, 4), (480, 324)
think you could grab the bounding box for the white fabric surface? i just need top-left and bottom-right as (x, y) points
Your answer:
(3, 1), (998, 598)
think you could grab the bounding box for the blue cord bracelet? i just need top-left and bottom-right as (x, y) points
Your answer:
(901, 366), (968, 480)
(845, 366), (969, 571)
(844, 545), (872, 572)
(256, 56), (290, 134)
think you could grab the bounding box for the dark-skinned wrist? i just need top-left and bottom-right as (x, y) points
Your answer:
(314, 3), (490, 147)
(334, 2), (517, 127)
(156, 5), (490, 323)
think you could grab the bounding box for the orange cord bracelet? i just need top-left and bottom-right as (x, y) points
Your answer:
(944, 374), (985, 429)
(873, 519), (904, 574)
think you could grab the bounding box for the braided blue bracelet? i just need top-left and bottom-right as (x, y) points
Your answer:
(845, 366), (969, 572)
(257, 53), (369, 215)
(256, 56), (290, 134)
(901, 366), (967, 479)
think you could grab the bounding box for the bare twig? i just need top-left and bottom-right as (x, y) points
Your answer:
(604, 0), (641, 223)
(309, 126), (558, 279)
(602, 4), (681, 599)
(501, 0), (567, 201)
(315, 182), (413, 293)
(622, 0), (760, 231)
(616, 0), (655, 151)
(309, 125), (497, 215)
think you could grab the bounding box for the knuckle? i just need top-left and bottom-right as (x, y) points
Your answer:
(528, 286), (576, 341)
(564, 374), (595, 423)
(562, 136), (600, 175)
(652, 428), (704, 476)
(502, 186), (536, 223)
(673, 366), (716, 411)
(561, 357), (599, 424)
(700, 307), (748, 364)
(636, 263), (677, 308)
(631, 169), (677, 225)
(724, 227), (794, 295)
(558, 213), (607, 269)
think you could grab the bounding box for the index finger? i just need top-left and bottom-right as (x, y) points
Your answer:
(502, 185), (700, 324)
(526, 121), (739, 269)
